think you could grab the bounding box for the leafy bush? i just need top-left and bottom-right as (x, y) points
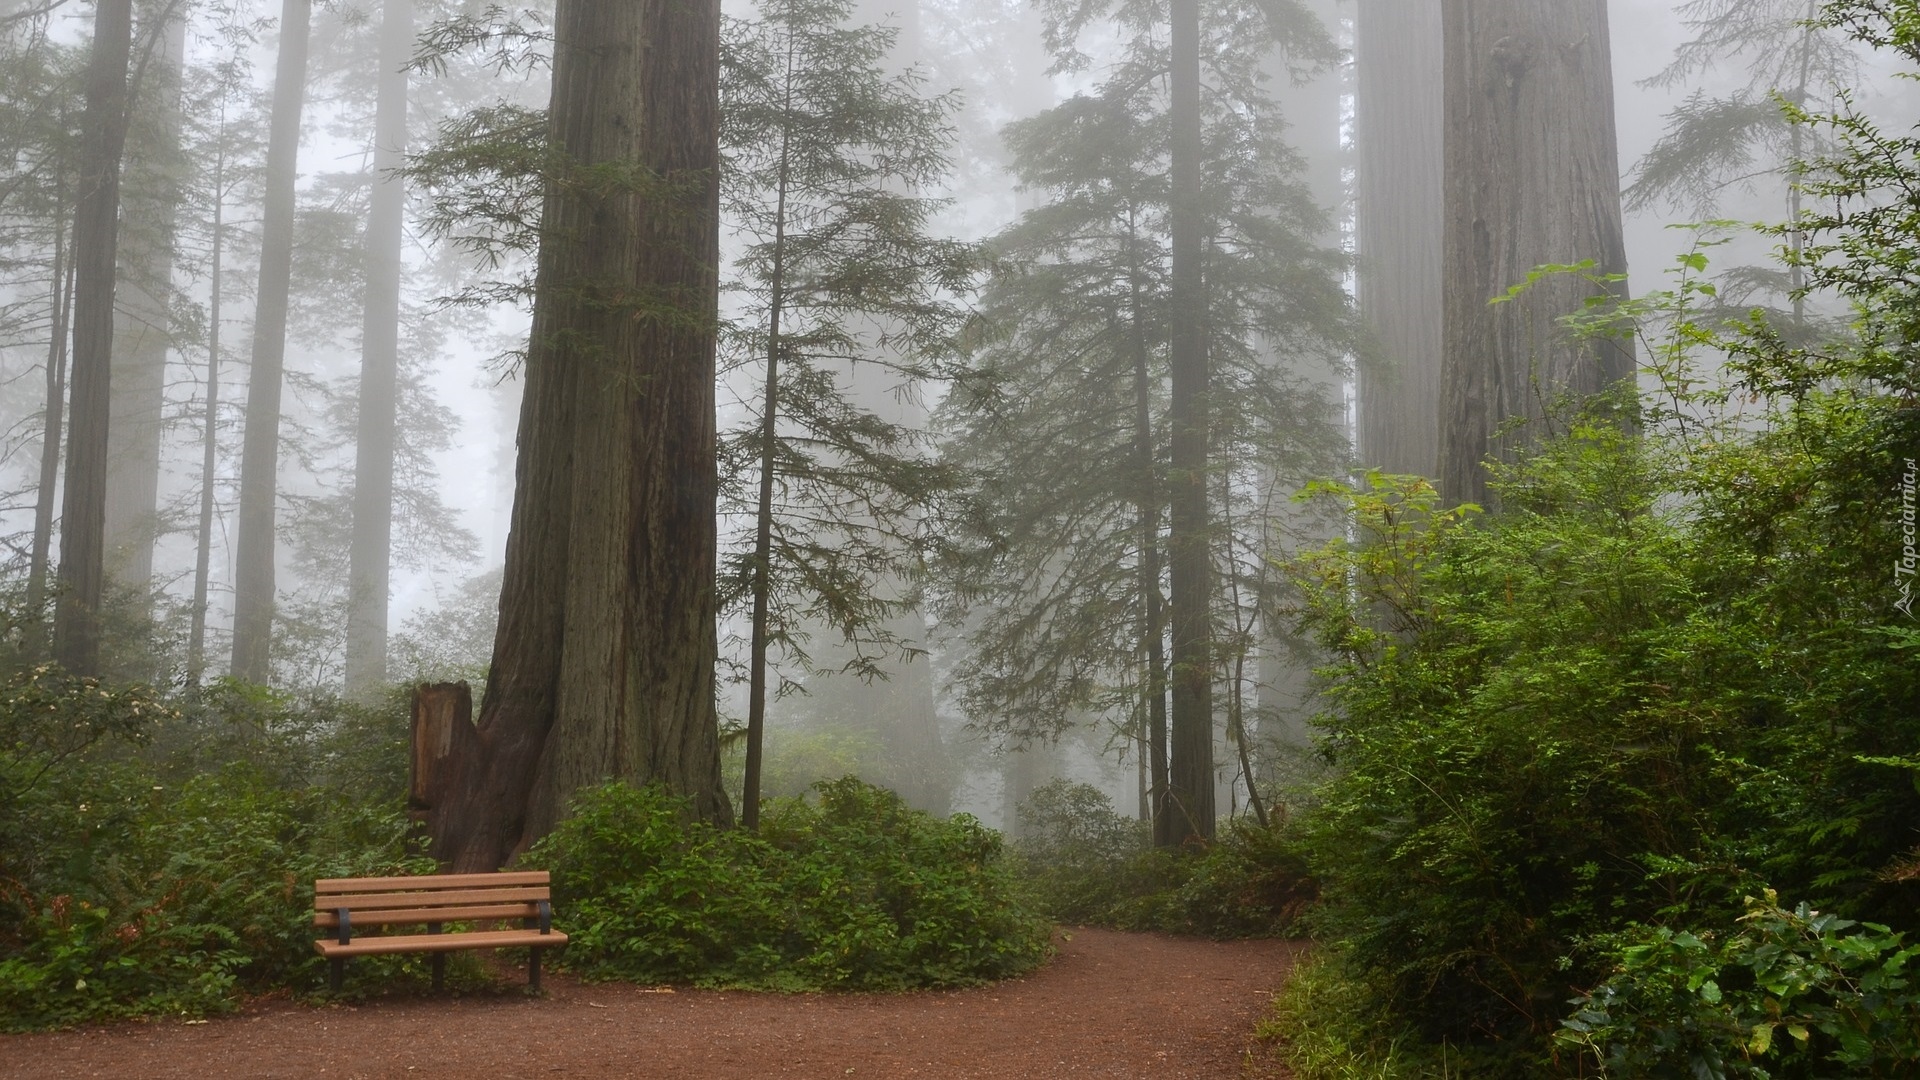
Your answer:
(1011, 778), (1314, 937)
(527, 777), (1051, 990)
(1256, 951), (1455, 1080)
(0, 669), (434, 1030)
(1010, 778), (1156, 923)
(1560, 891), (1920, 1078)
(0, 766), (433, 1029)
(1282, 29), (1920, 1063)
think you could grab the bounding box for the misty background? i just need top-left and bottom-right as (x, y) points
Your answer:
(0, 0), (1907, 831)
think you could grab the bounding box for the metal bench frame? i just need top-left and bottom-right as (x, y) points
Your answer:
(313, 871), (568, 993)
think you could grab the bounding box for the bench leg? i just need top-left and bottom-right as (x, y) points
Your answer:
(431, 952), (446, 992)
(329, 956), (344, 994)
(529, 948), (542, 994)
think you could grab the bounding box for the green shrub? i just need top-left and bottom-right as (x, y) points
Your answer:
(527, 777), (1051, 990)
(1011, 778), (1314, 937)
(1289, 397), (1920, 1071)
(1560, 891), (1920, 1078)
(1010, 778), (1156, 923)
(1256, 952), (1452, 1080)
(0, 761), (434, 1030)
(0, 669), (436, 1030)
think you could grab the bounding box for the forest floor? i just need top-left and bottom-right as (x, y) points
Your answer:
(0, 928), (1302, 1079)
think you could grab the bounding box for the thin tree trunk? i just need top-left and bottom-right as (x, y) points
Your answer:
(54, 0), (136, 675)
(1218, 469), (1268, 830)
(1165, 0), (1215, 844)
(744, 56), (795, 832)
(28, 205), (75, 654)
(1438, 0), (1634, 510)
(428, 0), (731, 871)
(345, 0), (414, 698)
(1788, 0), (1818, 327)
(188, 148), (225, 686)
(230, 0), (311, 684)
(1126, 233), (1170, 847)
(1356, 0), (1443, 480)
(104, 3), (187, 621)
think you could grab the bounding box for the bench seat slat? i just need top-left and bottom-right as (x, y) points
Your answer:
(314, 903), (540, 928)
(312, 886), (550, 912)
(315, 871), (549, 894)
(313, 928), (568, 958)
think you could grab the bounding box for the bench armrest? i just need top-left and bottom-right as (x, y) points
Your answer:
(336, 908), (352, 946)
(537, 899), (551, 935)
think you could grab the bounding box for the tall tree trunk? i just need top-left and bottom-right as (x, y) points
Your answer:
(1257, 0), (1345, 803)
(425, 0), (731, 871)
(188, 148), (225, 686)
(1165, 0), (1214, 844)
(54, 0), (136, 675)
(344, 0), (413, 698)
(230, 0), (312, 683)
(1439, 0), (1634, 509)
(1356, 0), (1443, 480)
(1125, 225), (1171, 847)
(28, 206), (75, 656)
(104, 3), (187, 628)
(743, 75), (794, 832)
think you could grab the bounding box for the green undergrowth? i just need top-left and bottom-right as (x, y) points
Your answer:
(1009, 778), (1316, 938)
(526, 777), (1052, 991)
(1256, 952), (1461, 1080)
(1268, 9), (1920, 1063)
(0, 670), (440, 1030)
(1559, 891), (1920, 1078)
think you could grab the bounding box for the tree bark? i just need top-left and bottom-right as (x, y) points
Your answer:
(28, 205), (74, 657)
(1439, 0), (1634, 509)
(344, 0), (414, 698)
(410, 681), (481, 825)
(230, 0), (312, 684)
(1126, 238), (1171, 847)
(104, 3), (187, 621)
(54, 0), (136, 676)
(428, 0), (731, 871)
(188, 149), (225, 686)
(742, 75), (793, 831)
(1356, 0), (1443, 480)
(1165, 0), (1215, 844)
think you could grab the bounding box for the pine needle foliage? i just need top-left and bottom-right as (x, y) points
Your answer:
(937, 0), (1355, 748)
(716, 0), (979, 824)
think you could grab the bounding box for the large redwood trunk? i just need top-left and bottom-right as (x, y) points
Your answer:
(54, 0), (136, 675)
(344, 0), (413, 698)
(230, 0), (312, 683)
(1356, 0), (1443, 480)
(427, 0), (731, 871)
(1165, 0), (1215, 844)
(104, 3), (188, 622)
(1439, 0), (1634, 509)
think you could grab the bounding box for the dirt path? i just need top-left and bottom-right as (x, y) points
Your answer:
(0, 929), (1300, 1079)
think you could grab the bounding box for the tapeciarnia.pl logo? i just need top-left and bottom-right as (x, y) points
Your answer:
(1898, 457), (1918, 618)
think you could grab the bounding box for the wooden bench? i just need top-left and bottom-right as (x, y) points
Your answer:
(313, 871), (568, 993)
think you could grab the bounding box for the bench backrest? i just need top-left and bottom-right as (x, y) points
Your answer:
(314, 871), (552, 932)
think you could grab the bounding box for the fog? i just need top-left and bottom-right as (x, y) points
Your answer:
(0, 0), (1905, 832)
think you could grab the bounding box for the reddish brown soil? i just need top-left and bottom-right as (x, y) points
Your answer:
(0, 929), (1300, 1079)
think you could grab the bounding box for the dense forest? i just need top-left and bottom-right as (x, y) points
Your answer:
(4, 0), (1920, 1074)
